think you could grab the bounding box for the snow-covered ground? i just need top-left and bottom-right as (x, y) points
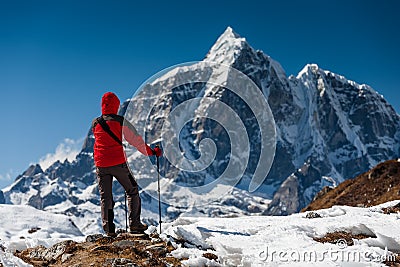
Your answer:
(1, 201), (400, 266)
(0, 204), (85, 267)
(162, 201), (400, 266)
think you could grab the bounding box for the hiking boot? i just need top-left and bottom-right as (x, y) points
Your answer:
(130, 223), (148, 233)
(106, 232), (117, 237)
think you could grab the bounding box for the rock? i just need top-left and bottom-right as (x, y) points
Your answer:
(61, 253), (73, 263)
(145, 243), (165, 250)
(105, 258), (138, 267)
(91, 245), (110, 252)
(203, 252), (219, 261)
(15, 224), (182, 266)
(113, 240), (136, 249)
(28, 227), (41, 234)
(264, 175), (300, 215)
(312, 186), (333, 202)
(28, 245), (47, 260)
(42, 240), (76, 261)
(22, 164), (43, 176)
(27, 240), (76, 262)
(151, 237), (163, 243)
(148, 246), (168, 257)
(86, 234), (103, 243)
(306, 212), (322, 219)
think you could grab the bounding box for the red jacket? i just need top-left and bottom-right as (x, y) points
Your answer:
(92, 92), (153, 167)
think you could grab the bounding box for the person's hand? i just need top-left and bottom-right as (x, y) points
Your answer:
(153, 146), (162, 157)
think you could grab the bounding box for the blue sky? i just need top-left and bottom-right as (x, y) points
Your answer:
(0, 0), (399, 188)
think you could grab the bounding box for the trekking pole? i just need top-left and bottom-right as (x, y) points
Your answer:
(156, 145), (162, 234)
(124, 192), (128, 232)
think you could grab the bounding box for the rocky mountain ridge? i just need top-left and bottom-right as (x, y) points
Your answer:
(303, 159), (400, 211)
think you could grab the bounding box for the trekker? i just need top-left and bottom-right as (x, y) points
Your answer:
(92, 92), (162, 236)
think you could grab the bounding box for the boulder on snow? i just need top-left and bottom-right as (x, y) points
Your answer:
(305, 211), (322, 219)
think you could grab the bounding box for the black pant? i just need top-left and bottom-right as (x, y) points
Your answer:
(96, 163), (141, 233)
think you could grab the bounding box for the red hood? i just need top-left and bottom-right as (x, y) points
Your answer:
(101, 92), (120, 114)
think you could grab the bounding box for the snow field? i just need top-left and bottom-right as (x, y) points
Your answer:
(163, 201), (400, 266)
(2, 201), (400, 266)
(0, 204), (85, 267)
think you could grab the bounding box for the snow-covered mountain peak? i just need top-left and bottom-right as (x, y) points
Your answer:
(205, 26), (249, 64)
(296, 63), (321, 79)
(297, 63), (373, 93)
(22, 164), (43, 177)
(204, 27), (289, 88)
(220, 26), (242, 39)
(295, 63), (382, 102)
